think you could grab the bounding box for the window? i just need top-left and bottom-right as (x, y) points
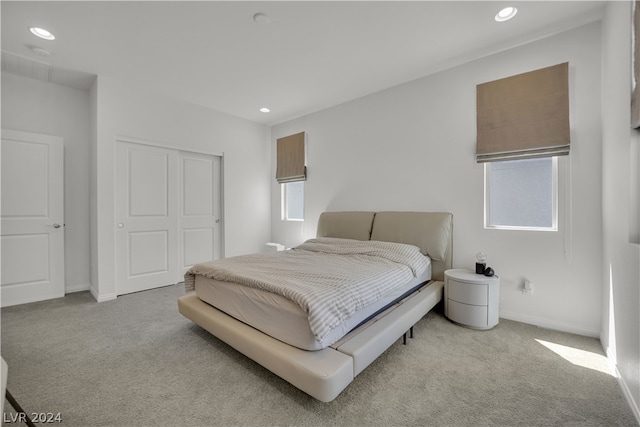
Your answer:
(485, 157), (557, 230)
(276, 131), (306, 221)
(476, 65), (567, 232)
(282, 181), (304, 221)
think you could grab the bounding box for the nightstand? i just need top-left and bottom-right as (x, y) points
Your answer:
(444, 269), (499, 330)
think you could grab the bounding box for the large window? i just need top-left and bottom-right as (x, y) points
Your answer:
(282, 181), (304, 221)
(485, 157), (557, 230)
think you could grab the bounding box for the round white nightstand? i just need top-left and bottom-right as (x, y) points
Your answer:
(444, 269), (499, 330)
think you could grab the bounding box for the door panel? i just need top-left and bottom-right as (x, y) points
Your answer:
(183, 157), (213, 216)
(1, 234), (49, 284)
(1, 129), (64, 307)
(179, 152), (221, 276)
(128, 230), (169, 276)
(2, 139), (49, 216)
(129, 149), (169, 217)
(183, 228), (214, 267)
(116, 142), (177, 295)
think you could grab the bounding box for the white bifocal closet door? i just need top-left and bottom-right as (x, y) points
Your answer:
(116, 140), (221, 296)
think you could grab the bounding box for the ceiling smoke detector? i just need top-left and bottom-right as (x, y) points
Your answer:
(253, 13), (271, 25)
(30, 46), (51, 57)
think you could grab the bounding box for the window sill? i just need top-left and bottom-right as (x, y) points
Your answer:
(485, 225), (557, 232)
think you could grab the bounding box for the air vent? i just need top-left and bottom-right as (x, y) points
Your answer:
(1, 50), (51, 83)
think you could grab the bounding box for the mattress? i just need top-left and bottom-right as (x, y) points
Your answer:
(194, 260), (431, 351)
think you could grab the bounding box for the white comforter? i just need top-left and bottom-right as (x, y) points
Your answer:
(184, 238), (429, 343)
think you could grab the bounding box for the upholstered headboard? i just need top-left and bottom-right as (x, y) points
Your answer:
(316, 211), (375, 241)
(316, 211), (453, 281)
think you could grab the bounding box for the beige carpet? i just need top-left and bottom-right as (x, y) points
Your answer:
(1, 284), (637, 427)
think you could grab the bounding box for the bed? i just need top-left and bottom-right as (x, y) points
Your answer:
(178, 211), (453, 402)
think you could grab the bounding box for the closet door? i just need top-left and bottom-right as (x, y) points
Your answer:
(116, 141), (178, 295)
(178, 152), (222, 277)
(116, 140), (223, 296)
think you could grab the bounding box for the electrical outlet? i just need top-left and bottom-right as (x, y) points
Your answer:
(522, 280), (534, 295)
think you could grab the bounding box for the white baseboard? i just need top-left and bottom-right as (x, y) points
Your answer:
(89, 287), (117, 303)
(499, 310), (599, 338)
(607, 348), (640, 425)
(65, 283), (90, 294)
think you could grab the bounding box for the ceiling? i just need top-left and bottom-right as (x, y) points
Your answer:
(1, 1), (606, 126)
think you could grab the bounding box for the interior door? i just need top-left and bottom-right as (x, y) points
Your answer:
(116, 141), (222, 295)
(1, 129), (65, 307)
(116, 141), (178, 295)
(178, 152), (222, 277)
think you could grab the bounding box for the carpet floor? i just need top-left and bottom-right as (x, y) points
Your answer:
(1, 284), (637, 427)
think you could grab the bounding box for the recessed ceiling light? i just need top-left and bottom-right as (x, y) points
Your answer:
(29, 27), (55, 40)
(495, 7), (518, 22)
(259, 107), (271, 113)
(253, 13), (271, 25)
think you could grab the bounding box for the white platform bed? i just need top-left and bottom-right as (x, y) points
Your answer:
(178, 211), (453, 402)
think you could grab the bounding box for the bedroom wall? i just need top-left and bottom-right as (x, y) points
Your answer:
(1, 73), (92, 294)
(600, 1), (640, 419)
(91, 76), (271, 301)
(270, 22), (603, 337)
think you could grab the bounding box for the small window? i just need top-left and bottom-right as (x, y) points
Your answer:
(282, 181), (304, 221)
(485, 157), (557, 230)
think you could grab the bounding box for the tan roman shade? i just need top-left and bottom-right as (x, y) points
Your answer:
(276, 132), (306, 183)
(476, 62), (570, 163)
(632, 0), (640, 128)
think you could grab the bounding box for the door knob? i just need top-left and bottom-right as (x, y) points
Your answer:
(52, 223), (61, 228)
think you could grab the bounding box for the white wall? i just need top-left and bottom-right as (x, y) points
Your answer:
(91, 76), (271, 301)
(601, 1), (640, 419)
(2, 73), (92, 293)
(1, 73), (271, 302)
(271, 22), (603, 337)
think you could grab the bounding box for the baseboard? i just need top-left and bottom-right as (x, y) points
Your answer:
(65, 283), (90, 294)
(89, 287), (117, 303)
(607, 348), (640, 425)
(499, 310), (599, 338)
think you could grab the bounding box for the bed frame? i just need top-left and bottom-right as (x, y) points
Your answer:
(178, 211), (453, 402)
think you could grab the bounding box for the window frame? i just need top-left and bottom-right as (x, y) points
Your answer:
(281, 181), (304, 222)
(484, 156), (558, 232)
